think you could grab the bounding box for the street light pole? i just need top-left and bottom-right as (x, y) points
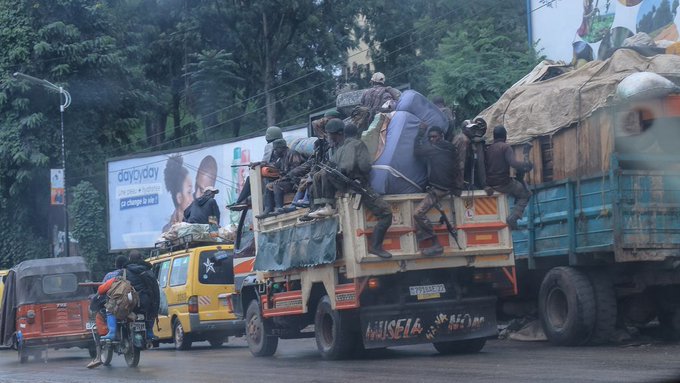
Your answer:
(13, 72), (72, 257)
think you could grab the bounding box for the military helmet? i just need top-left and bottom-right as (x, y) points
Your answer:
(325, 118), (345, 134)
(265, 126), (283, 142)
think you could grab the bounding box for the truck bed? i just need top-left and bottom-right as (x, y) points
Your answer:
(513, 153), (680, 267)
(255, 191), (515, 278)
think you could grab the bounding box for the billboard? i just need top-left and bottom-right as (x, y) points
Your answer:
(107, 127), (307, 251)
(531, 0), (680, 62)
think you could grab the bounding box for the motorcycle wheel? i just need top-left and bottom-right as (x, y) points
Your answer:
(124, 341), (140, 367)
(101, 343), (114, 366)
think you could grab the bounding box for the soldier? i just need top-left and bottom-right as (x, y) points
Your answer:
(485, 126), (533, 229)
(308, 120), (393, 259)
(413, 124), (460, 256)
(360, 72), (401, 119)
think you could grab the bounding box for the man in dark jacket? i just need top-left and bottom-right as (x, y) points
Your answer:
(308, 120), (393, 259)
(485, 126), (533, 229)
(413, 124), (460, 256)
(125, 251), (160, 342)
(360, 72), (401, 119)
(183, 186), (220, 225)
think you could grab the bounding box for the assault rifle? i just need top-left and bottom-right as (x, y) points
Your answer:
(427, 188), (462, 250)
(317, 162), (379, 202)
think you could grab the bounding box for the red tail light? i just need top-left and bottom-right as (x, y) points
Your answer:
(188, 296), (199, 314)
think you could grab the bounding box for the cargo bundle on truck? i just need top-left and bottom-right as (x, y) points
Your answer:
(229, 91), (518, 359)
(480, 49), (680, 345)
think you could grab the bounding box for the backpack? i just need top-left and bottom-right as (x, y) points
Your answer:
(105, 270), (139, 320)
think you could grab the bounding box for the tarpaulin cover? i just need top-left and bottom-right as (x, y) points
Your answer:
(255, 217), (338, 272)
(396, 90), (448, 130)
(478, 49), (680, 144)
(370, 111), (427, 194)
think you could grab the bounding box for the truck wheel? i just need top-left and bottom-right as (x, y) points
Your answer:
(659, 309), (680, 341)
(539, 267), (596, 346)
(173, 319), (192, 350)
(587, 271), (617, 345)
(314, 295), (356, 360)
(245, 300), (278, 357)
(433, 338), (486, 354)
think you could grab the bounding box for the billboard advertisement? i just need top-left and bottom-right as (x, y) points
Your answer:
(107, 127), (307, 251)
(531, 0), (680, 62)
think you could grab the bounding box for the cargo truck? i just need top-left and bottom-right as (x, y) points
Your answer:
(228, 165), (517, 359)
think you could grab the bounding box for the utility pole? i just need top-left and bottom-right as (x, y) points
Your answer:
(13, 72), (72, 257)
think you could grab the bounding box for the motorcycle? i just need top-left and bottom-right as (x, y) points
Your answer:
(87, 313), (149, 368)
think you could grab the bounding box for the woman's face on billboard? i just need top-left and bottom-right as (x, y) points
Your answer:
(178, 174), (193, 210)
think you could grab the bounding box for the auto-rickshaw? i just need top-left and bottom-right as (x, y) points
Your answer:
(0, 257), (96, 363)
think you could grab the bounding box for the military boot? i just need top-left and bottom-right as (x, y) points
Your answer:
(368, 223), (392, 259)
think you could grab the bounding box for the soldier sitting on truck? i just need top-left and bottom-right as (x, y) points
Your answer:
(307, 120), (393, 259)
(413, 124), (461, 256)
(257, 138), (306, 218)
(484, 126), (533, 229)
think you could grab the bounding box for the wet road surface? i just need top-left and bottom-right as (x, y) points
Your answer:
(0, 337), (678, 383)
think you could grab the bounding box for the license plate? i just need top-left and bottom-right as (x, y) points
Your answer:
(409, 284), (446, 296)
(132, 322), (146, 331)
(416, 293), (441, 300)
(86, 322), (96, 330)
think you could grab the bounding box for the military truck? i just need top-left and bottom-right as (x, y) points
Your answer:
(227, 165), (517, 359)
(481, 49), (680, 345)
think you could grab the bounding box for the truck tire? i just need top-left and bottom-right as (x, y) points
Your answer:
(314, 295), (356, 360)
(587, 271), (617, 345)
(433, 338), (486, 354)
(245, 300), (278, 357)
(659, 309), (680, 341)
(539, 267), (596, 346)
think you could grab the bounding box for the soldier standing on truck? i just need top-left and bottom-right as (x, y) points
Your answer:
(360, 72), (401, 119)
(484, 126), (533, 229)
(413, 124), (461, 256)
(308, 120), (393, 259)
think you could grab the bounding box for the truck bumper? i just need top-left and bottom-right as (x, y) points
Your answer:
(360, 296), (497, 349)
(188, 314), (245, 337)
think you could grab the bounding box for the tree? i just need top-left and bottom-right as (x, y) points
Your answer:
(69, 181), (108, 278)
(184, 49), (240, 140)
(426, 9), (539, 120)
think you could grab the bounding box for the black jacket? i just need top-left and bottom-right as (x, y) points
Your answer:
(125, 261), (160, 319)
(485, 139), (529, 187)
(414, 129), (458, 191)
(183, 194), (220, 225)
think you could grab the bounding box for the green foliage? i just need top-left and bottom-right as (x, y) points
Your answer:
(426, 11), (539, 120)
(0, 0), (539, 274)
(69, 181), (109, 278)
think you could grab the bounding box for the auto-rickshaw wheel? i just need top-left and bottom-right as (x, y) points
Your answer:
(17, 345), (28, 364)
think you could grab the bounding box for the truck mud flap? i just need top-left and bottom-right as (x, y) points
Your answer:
(360, 296), (497, 349)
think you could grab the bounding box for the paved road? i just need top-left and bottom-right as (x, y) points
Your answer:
(1, 337), (679, 383)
